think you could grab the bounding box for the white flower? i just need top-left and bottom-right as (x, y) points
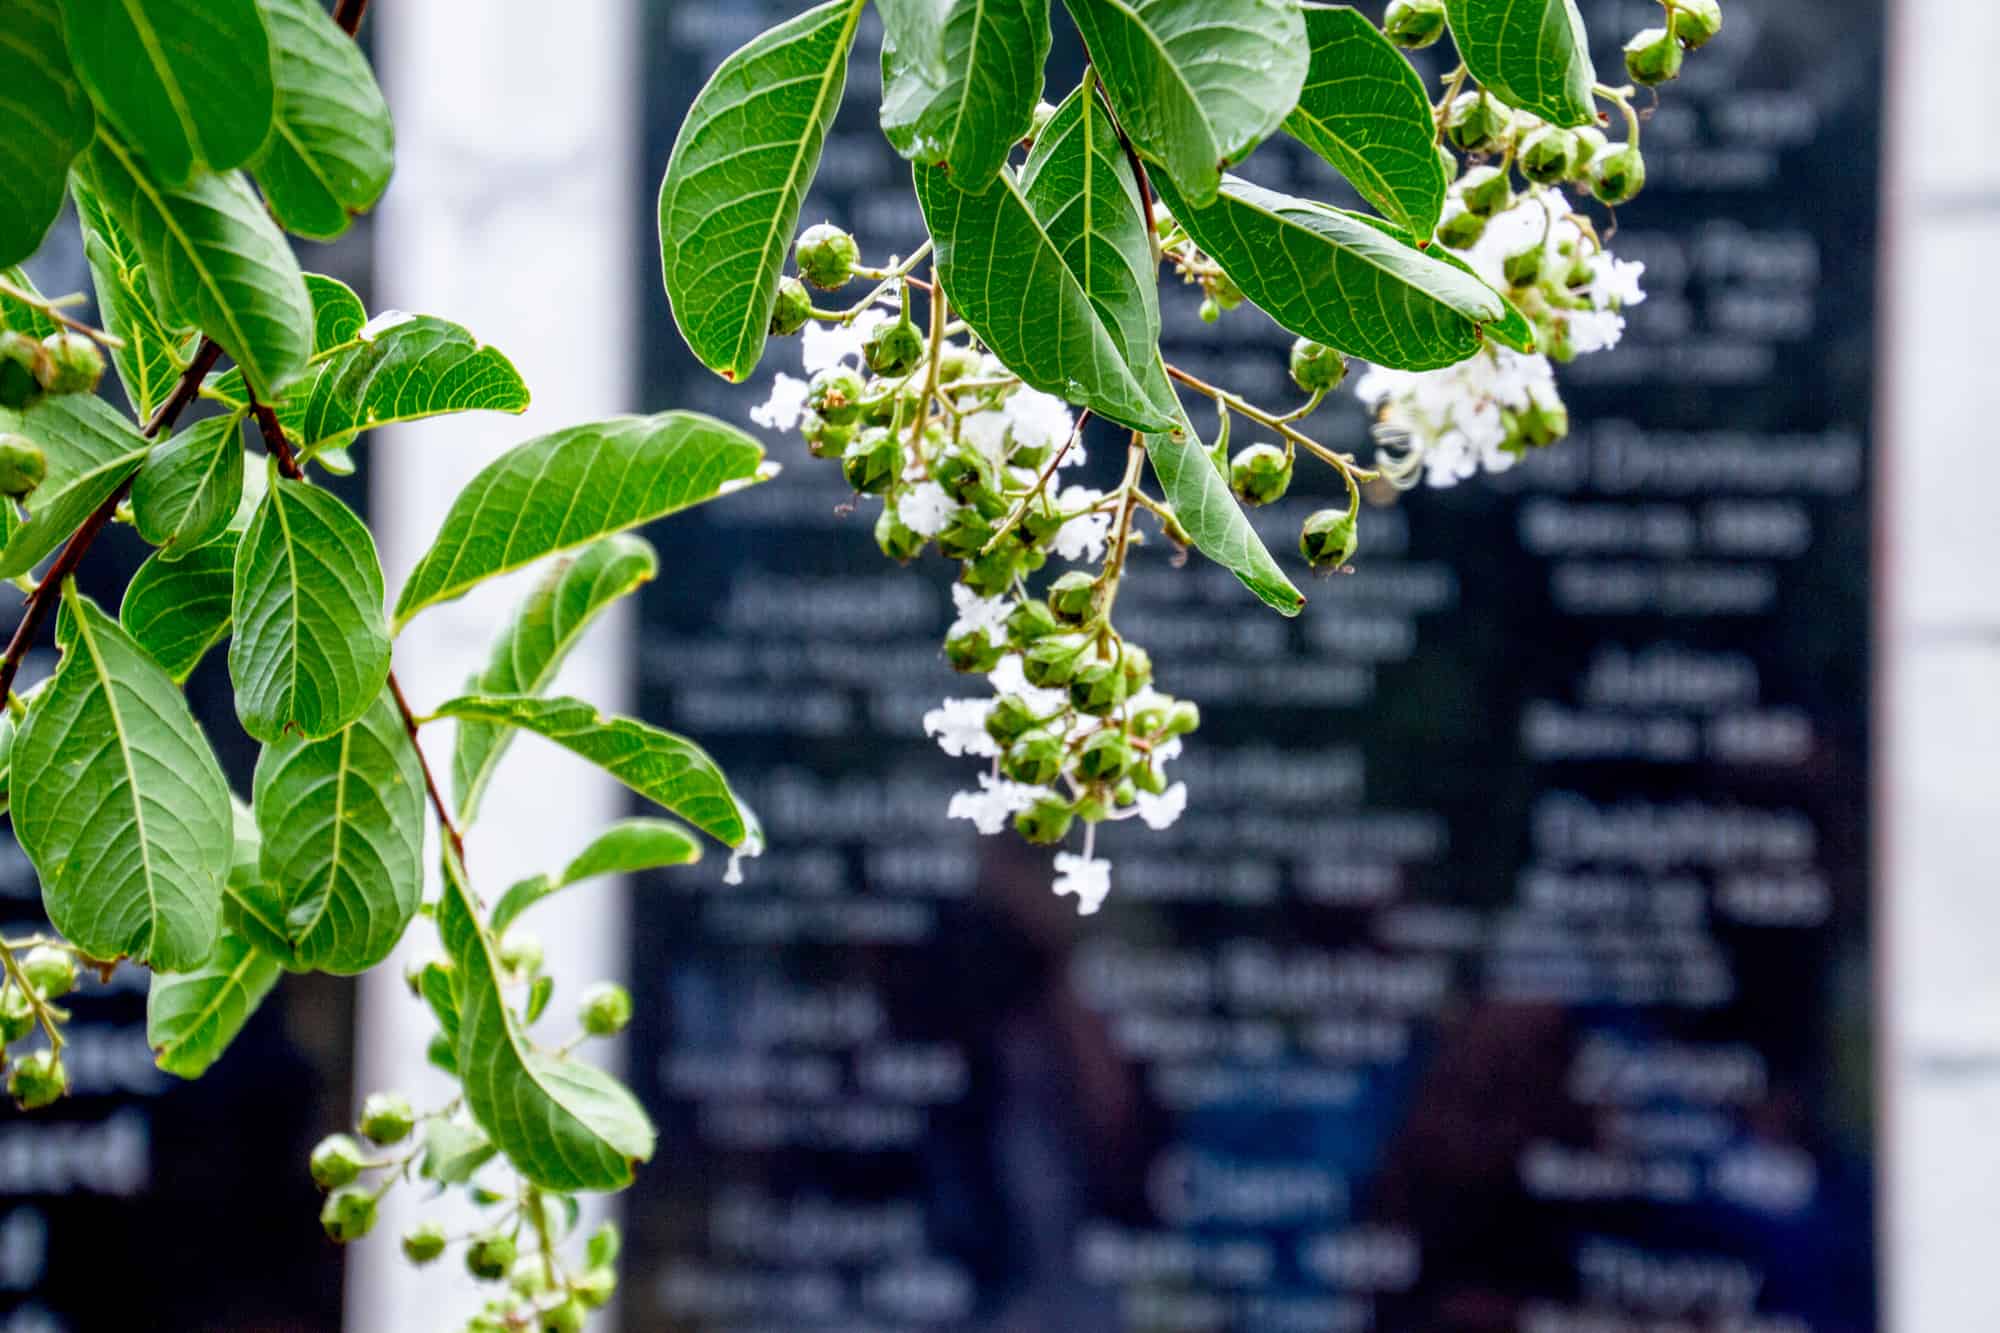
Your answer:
(1587, 254), (1646, 310)
(989, 654), (1068, 714)
(901, 482), (955, 537)
(749, 372), (810, 431)
(1363, 347), (1560, 488)
(1052, 853), (1113, 915)
(1564, 309), (1625, 355)
(1003, 387), (1075, 454)
(948, 774), (1044, 835)
(960, 409), (1010, 470)
(801, 309), (887, 374)
(923, 697), (998, 757)
(1050, 484), (1110, 562)
(1133, 782), (1188, 831)
(948, 584), (1012, 645)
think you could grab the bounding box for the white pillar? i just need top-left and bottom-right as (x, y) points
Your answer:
(1884, 0), (2000, 1328)
(349, 3), (640, 1330)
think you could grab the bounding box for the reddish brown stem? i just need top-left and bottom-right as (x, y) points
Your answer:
(332, 0), (371, 36)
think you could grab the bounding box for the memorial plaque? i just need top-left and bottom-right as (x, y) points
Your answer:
(630, 2), (1880, 1329)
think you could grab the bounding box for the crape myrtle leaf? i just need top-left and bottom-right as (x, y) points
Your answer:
(1062, 0), (1307, 206)
(230, 474), (391, 742)
(421, 1117), (496, 1186)
(1145, 391), (1303, 616)
(0, 0), (94, 268)
(658, 0), (864, 382)
(1406, 230), (1537, 352)
(11, 589), (232, 971)
(252, 0), (395, 240)
(71, 173), (198, 420)
(0, 681), (50, 817)
(1285, 4), (1450, 237)
(244, 690), (424, 974)
(0, 394), (149, 579)
(1441, 0), (1598, 128)
(1153, 171), (1504, 370)
(0, 267), (62, 339)
(121, 458), (265, 681)
(524, 975), (554, 1025)
(132, 412), (246, 557)
(490, 817), (702, 936)
(58, 0), (274, 185)
(393, 412), (767, 631)
(1017, 84), (1163, 398)
(452, 534), (658, 824)
(432, 695), (759, 851)
(438, 846), (655, 1192)
(916, 162), (1176, 434)
(419, 960), (459, 1052)
(200, 271), (373, 425)
(296, 312), (530, 453)
(74, 130), (312, 398)
(878, 0), (1050, 190)
(147, 926), (281, 1079)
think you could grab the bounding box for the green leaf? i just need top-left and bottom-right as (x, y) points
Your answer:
(0, 0), (94, 268)
(251, 0), (395, 240)
(1153, 172), (1504, 370)
(295, 312), (531, 453)
(132, 412), (245, 557)
(0, 393), (149, 579)
(0, 267), (62, 338)
(71, 174), (197, 421)
(1146, 395), (1303, 616)
(438, 846), (655, 1192)
(74, 130), (312, 398)
(242, 690), (424, 974)
(393, 412), (768, 631)
(1441, 0), (1597, 128)
(1411, 230), (1536, 352)
(453, 535), (657, 823)
(146, 925), (281, 1079)
(120, 461), (264, 682)
(58, 0), (274, 185)
(659, 0), (864, 382)
(916, 161), (1176, 434)
(421, 1116), (496, 1186)
(491, 817), (702, 936)
(197, 271), (369, 423)
(432, 695), (760, 851)
(11, 589), (232, 971)
(879, 0), (1050, 190)
(230, 474), (391, 742)
(1285, 3), (1450, 237)
(1062, 0), (1307, 206)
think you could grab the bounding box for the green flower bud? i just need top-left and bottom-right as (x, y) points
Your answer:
(1069, 660), (1127, 716)
(769, 276), (813, 336)
(37, 333), (103, 396)
(1300, 508), (1359, 570)
(540, 1299), (587, 1333)
(1671, 0), (1722, 49)
(586, 1221), (621, 1269)
(1382, 0), (1446, 48)
(360, 1091), (417, 1145)
(1046, 570), (1098, 623)
(841, 428), (903, 495)
(1023, 632), (1090, 688)
(1076, 730), (1137, 783)
(932, 449), (990, 504)
(1503, 243), (1544, 288)
(0, 985), (34, 1044)
(1229, 443), (1293, 507)
(1445, 91), (1510, 155)
(1074, 790), (1112, 824)
(858, 376), (924, 427)
(1288, 338), (1347, 394)
(944, 626), (1004, 674)
(510, 1254), (551, 1297)
(579, 982), (633, 1037)
(796, 411), (848, 459)
(1623, 26), (1683, 86)
(20, 946), (73, 1000)
(1131, 705), (1169, 737)
(574, 1266), (617, 1309)
(0, 332), (46, 411)
(465, 1232), (517, 1282)
(960, 546), (1020, 598)
(1505, 393), (1570, 450)
(1133, 761), (1169, 796)
(874, 505), (924, 562)
(402, 1222), (449, 1265)
(1459, 164), (1514, 218)
(499, 929), (544, 978)
(937, 345), (981, 383)
(1571, 126), (1609, 172)
(9, 1049), (63, 1108)
(1198, 297), (1221, 324)
(863, 318), (925, 377)
(1164, 700), (1202, 738)
(808, 368), (864, 426)
(936, 505), (993, 561)
(1437, 208), (1488, 250)
(1437, 142), (1460, 184)
(795, 222), (860, 290)
(320, 1186), (377, 1243)
(1028, 100), (1060, 142)
(1007, 598), (1062, 647)
(1519, 126), (1580, 185)
(310, 1133), (368, 1189)
(1589, 143), (1646, 206)
(1211, 273), (1244, 311)
(1002, 730), (1066, 786)
(1119, 644), (1153, 695)
(1013, 796), (1074, 846)
(0, 434), (47, 499)
(985, 694), (1039, 747)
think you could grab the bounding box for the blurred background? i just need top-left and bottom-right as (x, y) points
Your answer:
(3, 0), (1993, 1329)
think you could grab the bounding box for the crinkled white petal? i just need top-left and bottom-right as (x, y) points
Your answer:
(960, 409), (1011, 470)
(949, 584), (1013, 644)
(948, 774), (1044, 836)
(1588, 255), (1647, 310)
(801, 309), (888, 374)
(1133, 782), (1188, 831)
(923, 697), (998, 758)
(1565, 308), (1626, 355)
(901, 482), (955, 537)
(749, 372), (810, 432)
(1052, 853), (1113, 916)
(1004, 387), (1075, 453)
(988, 654), (1068, 714)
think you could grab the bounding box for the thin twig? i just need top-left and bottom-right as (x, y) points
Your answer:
(332, 0), (371, 36)
(0, 278), (125, 349)
(979, 409), (1088, 555)
(1163, 362), (1377, 482)
(1082, 63), (1161, 265)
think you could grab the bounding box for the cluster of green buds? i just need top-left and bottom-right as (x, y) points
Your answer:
(0, 941), (79, 1109)
(0, 327), (106, 500)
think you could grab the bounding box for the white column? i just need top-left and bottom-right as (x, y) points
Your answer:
(348, 3), (640, 1330)
(1884, 0), (2000, 1329)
